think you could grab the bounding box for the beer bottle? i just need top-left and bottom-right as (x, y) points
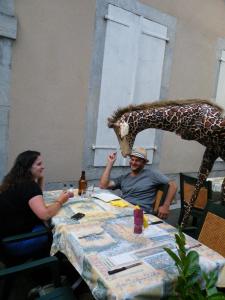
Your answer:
(78, 171), (87, 196)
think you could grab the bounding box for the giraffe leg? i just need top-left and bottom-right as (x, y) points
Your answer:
(217, 154), (225, 206)
(181, 148), (218, 227)
(221, 179), (225, 206)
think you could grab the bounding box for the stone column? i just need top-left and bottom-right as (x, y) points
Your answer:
(0, 0), (17, 179)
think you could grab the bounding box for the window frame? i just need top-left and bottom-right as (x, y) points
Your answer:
(212, 38), (225, 164)
(0, 10), (17, 180)
(215, 39), (225, 109)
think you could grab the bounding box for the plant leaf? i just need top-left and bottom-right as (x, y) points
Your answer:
(203, 271), (219, 291)
(164, 247), (182, 270)
(207, 293), (225, 299)
(184, 251), (200, 277)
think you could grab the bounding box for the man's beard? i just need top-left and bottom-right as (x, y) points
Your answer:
(131, 166), (143, 174)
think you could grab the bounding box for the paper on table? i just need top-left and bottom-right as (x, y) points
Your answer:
(75, 224), (104, 239)
(143, 226), (168, 238)
(104, 252), (137, 268)
(92, 192), (122, 202)
(110, 200), (128, 207)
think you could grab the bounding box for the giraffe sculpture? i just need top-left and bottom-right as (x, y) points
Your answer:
(107, 99), (225, 226)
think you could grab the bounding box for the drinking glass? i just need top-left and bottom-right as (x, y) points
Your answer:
(86, 184), (95, 200)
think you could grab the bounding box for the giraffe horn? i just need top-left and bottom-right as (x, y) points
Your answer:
(108, 118), (120, 128)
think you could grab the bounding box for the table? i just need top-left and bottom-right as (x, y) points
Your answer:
(44, 190), (225, 300)
(208, 177), (224, 192)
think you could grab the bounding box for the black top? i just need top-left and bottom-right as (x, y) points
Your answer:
(0, 181), (43, 238)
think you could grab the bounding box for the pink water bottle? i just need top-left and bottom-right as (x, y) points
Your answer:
(134, 207), (143, 234)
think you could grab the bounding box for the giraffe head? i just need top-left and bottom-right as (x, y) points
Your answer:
(108, 113), (136, 157)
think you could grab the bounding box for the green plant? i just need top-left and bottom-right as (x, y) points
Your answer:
(164, 228), (225, 300)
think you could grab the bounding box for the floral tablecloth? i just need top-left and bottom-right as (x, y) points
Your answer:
(44, 190), (225, 300)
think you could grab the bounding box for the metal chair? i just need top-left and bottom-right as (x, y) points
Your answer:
(0, 256), (76, 299)
(1, 228), (51, 267)
(0, 229), (76, 299)
(178, 173), (212, 227)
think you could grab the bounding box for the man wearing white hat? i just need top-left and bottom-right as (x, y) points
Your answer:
(99, 147), (177, 219)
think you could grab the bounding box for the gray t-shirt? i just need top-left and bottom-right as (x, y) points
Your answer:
(112, 169), (169, 213)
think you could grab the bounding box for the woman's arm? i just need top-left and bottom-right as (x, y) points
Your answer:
(28, 191), (73, 221)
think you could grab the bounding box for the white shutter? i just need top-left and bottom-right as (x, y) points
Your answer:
(132, 17), (167, 163)
(216, 50), (225, 108)
(94, 4), (168, 166)
(215, 50), (225, 162)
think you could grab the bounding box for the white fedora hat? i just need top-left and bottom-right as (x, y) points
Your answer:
(129, 147), (149, 162)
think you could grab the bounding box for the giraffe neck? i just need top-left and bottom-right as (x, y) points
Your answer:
(123, 102), (225, 146)
(131, 107), (181, 133)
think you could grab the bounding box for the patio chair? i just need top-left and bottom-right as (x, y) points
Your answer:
(0, 256), (76, 299)
(152, 183), (169, 214)
(1, 228), (51, 267)
(194, 202), (225, 257)
(178, 173), (212, 228)
(0, 231), (76, 299)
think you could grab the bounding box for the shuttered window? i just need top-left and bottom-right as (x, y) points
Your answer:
(216, 50), (225, 108)
(93, 4), (168, 166)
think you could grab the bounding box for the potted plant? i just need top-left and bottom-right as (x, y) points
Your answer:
(164, 228), (225, 299)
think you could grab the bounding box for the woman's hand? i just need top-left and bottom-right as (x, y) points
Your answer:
(57, 190), (74, 205)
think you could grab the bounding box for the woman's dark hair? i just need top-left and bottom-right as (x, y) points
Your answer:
(0, 150), (41, 192)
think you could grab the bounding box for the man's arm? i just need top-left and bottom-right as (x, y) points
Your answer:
(99, 152), (117, 189)
(157, 181), (177, 219)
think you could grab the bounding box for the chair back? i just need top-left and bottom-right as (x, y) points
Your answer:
(183, 183), (208, 209)
(1, 228), (51, 267)
(197, 202), (225, 257)
(180, 173), (212, 209)
(153, 183), (169, 214)
(0, 256), (76, 299)
(178, 173), (212, 225)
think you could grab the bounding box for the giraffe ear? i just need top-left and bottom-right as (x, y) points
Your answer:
(108, 118), (113, 128)
(120, 122), (129, 138)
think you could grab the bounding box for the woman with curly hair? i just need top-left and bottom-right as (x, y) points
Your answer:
(0, 150), (73, 256)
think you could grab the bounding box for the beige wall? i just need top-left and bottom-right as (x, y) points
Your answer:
(140, 0), (225, 173)
(8, 0), (225, 182)
(9, 0), (95, 182)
